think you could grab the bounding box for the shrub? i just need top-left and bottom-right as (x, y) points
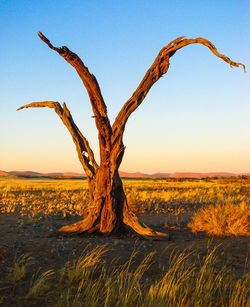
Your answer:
(188, 202), (249, 236)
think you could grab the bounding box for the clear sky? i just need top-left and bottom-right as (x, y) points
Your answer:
(1, 0), (249, 174)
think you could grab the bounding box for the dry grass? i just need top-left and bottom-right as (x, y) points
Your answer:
(1, 246), (249, 306)
(7, 254), (31, 283)
(26, 269), (54, 299)
(1, 177), (249, 239)
(188, 202), (249, 237)
(0, 177), (249, 219)
(60, 245), (107, 284)
(0, 176), (249, 305)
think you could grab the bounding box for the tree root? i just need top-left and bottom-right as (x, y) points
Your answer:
(57, 203), (169, 241)
(58, 214), (96, 233)
(123, 202), (169, 241)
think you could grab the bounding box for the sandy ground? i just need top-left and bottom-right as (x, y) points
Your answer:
(0, 212), (249, 281)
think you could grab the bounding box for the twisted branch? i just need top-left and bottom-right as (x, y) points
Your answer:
(17, 101), (98, 178)
(111, 36), (246, 149)
(38, 32), (112, 144)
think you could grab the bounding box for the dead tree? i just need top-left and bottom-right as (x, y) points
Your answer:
(17, 33), (245, 239)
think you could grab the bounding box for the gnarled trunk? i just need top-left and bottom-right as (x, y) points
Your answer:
(17, 33), (244, 240)
(59, 159), (169, 239)
(58, 167), (124, 234)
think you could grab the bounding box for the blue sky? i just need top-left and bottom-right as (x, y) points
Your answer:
(1, 0), (249, 173)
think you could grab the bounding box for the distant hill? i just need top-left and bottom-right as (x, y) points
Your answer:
(119, 171), (150, 178)
(166, 172), (240, 178)
(151, 173), (170, 177)
(0, 170), (9, 176)
(8, 171), (43, 176)
(45, 172), (85, 177)
(3, 171), (86, 178)
(1, 170), (249, 178)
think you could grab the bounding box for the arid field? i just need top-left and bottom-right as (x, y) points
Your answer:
(0, 176), (249, 306)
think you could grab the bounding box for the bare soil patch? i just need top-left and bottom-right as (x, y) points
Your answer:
(1, 212), (248, 281)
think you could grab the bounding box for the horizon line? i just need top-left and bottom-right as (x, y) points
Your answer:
(1, 169), (250, 175)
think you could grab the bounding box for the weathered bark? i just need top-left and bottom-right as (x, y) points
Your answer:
(59, 168), (168, 239)
(17, 33), (245, 240)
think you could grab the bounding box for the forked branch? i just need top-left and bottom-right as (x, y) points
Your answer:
(17, 101), (98, 178)
(112, 36), (246, 145)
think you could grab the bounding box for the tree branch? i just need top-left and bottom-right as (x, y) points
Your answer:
(17, 101), (98, 178)
(38, 32), (112, 144)
(111, 36), (246, 146)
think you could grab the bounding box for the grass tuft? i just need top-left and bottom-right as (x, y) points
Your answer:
(188, 201), (249, 237)
(60, 245), (107, 285)
(7, 254), (31, 282)
(26, 269), (54, 299)
(1, 246), (249, 306)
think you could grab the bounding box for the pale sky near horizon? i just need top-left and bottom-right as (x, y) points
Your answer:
(1, 0), (249, 174)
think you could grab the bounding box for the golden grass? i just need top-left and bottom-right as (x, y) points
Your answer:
(1, 176), (249, 237)
(1, 246), (249, 306)
(60, 245), (107, 284)
(0, 177), (249, 219)
(0, 177), (249, 305)
(188, 202), (249, 237)
(26, 269), (54, 299)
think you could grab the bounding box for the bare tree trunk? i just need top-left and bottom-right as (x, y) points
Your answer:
(59, 165), (169, 239)
(17, 33), (245, 240)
